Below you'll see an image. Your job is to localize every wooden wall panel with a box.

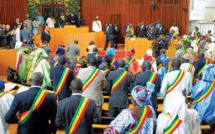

[0,0,27,26]
[81,0,189,36]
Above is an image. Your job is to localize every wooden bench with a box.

[8,123,211,133]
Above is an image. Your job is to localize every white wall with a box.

[189,0,215,31]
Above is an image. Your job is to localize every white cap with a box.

[146,49,153,57]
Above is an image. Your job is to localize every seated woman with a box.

[156,90,201,134]
[104,85,156,134]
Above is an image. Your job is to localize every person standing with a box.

[51,56,74,101]
[86,41,97,54]
[169,23,179,34]
[180,54,195,85]
[92,16,102,32]
[55,79,100,133]
[32,17,40,35]
[77,57,106,116]
[58,12,66,28]
[46,15,56,28]
[13,18,22,28]
[67,40,80,63]
[24,14,32,33]
[37,12,45,26]
[126,48,140,79]
[160,59,192,112]
[0,80,16,134]
[135,61,161,111]
[76,14,83,27]
[67,13,77,25]
[104,23,115,50]
[41,26,51,44]
[114,23,120,49]
[20,23,31,41]
[15,24,21,43]
[156,90,201,134]
[107,59,132,117]
[5,72,57,134]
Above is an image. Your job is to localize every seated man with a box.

[192,64,215,125]
[104,86,156,134]
[156,90,201,134]
[55,79,100,133]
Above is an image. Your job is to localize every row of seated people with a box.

[1,41,215,133]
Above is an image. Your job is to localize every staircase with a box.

[98,46,126,60]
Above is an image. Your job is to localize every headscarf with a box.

[202,64,215,82]
[127,47,135,57]
[56,46,65,56]
[106,48,116,57]
[131,86,154,107]
[160,54,170,64]
[0,80,5,89]
[144,49,153,61]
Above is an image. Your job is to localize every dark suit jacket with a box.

[105,25,115,40]
[41,30,51,43]
[0,29,8,46]
[134,70,161,111]
[138,25,146,38]
[5,87,57,134]
[50,65,74,101]
[55,95,100,134]
[158,26,165,35]
[107,68,133,108]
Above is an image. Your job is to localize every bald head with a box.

[142,60,152,70]
[31,72,43,86]
[171,58,181,70]
[118,59,126,68]
[70,79,83,93]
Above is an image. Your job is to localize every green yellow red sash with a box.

[82,68,100,92]
[56,68,71,101]
[60,16,65,22]
[127,58,134,65]
[125,106,150,134]
[148,72,157,83]
[95,54,98,58]
[157,64,163,70]
[197,59,209,76]
[166,71,185,94]
[188,64,193,72]
[29,58,43,70]
[53,61,58,68]
[111,70,129,93]
[0,92,5,98]
[19,89,48,125]
[167,65,172,73]
[164,115,182,134]
[194,80,215,103]
[67,97,91,134]
[104,59,115,74]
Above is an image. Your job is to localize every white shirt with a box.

[46,17,55,28]
[0,93,14,134]
[15,28,21,42]
[92,20,102,32]
[180,63,195,86]
[160,70,192,97]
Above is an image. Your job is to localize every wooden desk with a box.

[125,38,153,59]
